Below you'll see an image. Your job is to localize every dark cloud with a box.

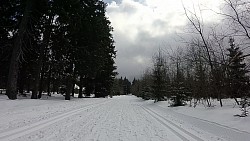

[105,0,224,80]
[114,27,187,80]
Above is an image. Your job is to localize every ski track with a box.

[67,97,180,141]
[152,105,250,141]
[0,98,108,132]
[140,105,205,141]
[159,105,250,134]
[0,99,110,141]
[9,96,182,141]
[1,95,250,141]
[39,100,115,141]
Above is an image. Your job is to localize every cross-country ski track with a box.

[0,95,250,141]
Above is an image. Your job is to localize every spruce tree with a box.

[227,37,249,101]
[141,70,153,100]
[170,64,188,106]
[152,50,167,102]
[5,0,36,99]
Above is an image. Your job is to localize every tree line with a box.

[0,0,116,100]
[111,77,131,96]
[131,0,250,109]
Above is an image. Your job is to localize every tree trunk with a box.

[31,15,52,99]
[78,76,83,98]
[6,0,34,100]
[18,65,26,96]
[71,70,76,97]
[71,83,75,97]
[234,98,240,105]
[217,89,223,107]
[194,99,198,108]
[65,75,72,100]
[27,76,31,93]
[19,83,24,95]
[85,78,91,97]
[219,98,223,107]
[218,91,223,107]
[47,66,52,96]
[51,73,56,94]
[38,66,45,99]
[206,98,211,107]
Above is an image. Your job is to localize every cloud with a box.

[104,0,224,80]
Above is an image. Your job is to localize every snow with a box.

[156,99,250,132]
[0,94,250,141]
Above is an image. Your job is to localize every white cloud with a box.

[105,0,224,80]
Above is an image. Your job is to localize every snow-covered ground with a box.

[0,94,250,141]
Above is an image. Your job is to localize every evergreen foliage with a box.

[131,78,142,97]
[227,37,249,99]
[133,37,249,111]
[1,0,116,100]
[152,50,167,102]
[170,68,187,106]
[141,71,153,100]
[111,77,131,96]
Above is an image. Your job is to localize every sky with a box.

[103,0,224,80]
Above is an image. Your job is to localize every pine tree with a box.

[131,78,141,96]
[31,0,54,99]
[2,0,116,100]
[141,70,153,100]
[0,0,15,90]
[5,0,36,99]
[152,49,167,102]
[193,60,208,103]
[227,37,249,102]
[170,64,188,106]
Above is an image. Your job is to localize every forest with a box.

[130,0,250,115]
[0,0,116,100]
[1,0,250,114]
[0,0,250,140]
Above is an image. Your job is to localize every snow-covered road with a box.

[0,95,250,141]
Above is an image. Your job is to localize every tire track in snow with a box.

[140,105,204,141]
[0,99,110,141]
